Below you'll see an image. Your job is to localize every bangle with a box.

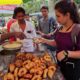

[62,50,68,62]
[64,50,68,56]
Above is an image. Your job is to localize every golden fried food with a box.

[30,68,37,74]
[43,69,48,79]
[3,52,56,80]
[24,62,35,70]
[36,69,43,75]
[23,60,31,66]
[16,53,26,61]
[18,67,27,77]
[31,75,42,80]
[15,60,23,67]
[3,73,14,80]
[32,56,39,62]
[15,77,18,80]
[9,64,15,73]
[48,66,56,79]
[19,78,27,80]
[46,61,56,67]
[43,54,52,62]
[23,74,32,79]
[34,59,41,64]
[14,68,19,77]
[40,58,45,63]
[48,69,54,79]
[30,67,43,75]
[40,63,46,70]
[16,53,25,57]
[48,66,56,71]
[26,53,34,60]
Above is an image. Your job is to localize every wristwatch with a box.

[62,50,68,62]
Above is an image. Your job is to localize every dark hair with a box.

[40,6,48,11]
[12,13,16,19]
[14,7,25,17]
[55,1,80,24]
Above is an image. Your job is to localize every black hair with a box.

[40,6,48,11]
[55,0,80,24]
[12,13,16,19]
[14,7,25,17]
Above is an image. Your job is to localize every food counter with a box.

[0,49,65,80]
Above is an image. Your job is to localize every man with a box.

[7,14,16,32]
[25,14,30,21]
[0,32,25,42]
[38,6,58,34]
[38,6,58,51]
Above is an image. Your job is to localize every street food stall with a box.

[0,38,65,80]
[0,1,65,79]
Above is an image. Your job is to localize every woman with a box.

[38,1,80,80]
[10,7,36,52]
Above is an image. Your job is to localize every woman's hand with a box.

[33,37,47,44]
[57,50,66,61]
[33,37,56,47]
[36,31,45,36]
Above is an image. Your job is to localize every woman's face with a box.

[55,10,69,25]
[16,12,25,22]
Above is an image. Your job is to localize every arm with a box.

[36,29,57,39]
[0,32,25,42]
[57,32,80,61]
[68,51,80,59]
[39,38,56,47]
[1,32,14,41]
[37,27,57,39]
[68,33,80,59]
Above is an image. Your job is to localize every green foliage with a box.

[23,0,48,14]
[75,0,80,4]
[23,0,31,3]
[23,0,41,13]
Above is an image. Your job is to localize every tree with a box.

[75,0,80,4]
[23,0,31,3]
[22,0,48,14]
[23,0,41,13]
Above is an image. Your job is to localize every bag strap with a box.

[49,18,52,33]
[49,17,56,33]
[71,24,80,50]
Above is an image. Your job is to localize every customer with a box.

[37,1,80,80]
[10,7,36,52]
[38,6,57,34]
[37,6,58,51]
